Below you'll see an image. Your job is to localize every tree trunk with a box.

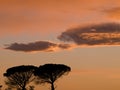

[22,88,26,90]
[51,82,55,90]
[22,87,26,90]
[22,84,26,90]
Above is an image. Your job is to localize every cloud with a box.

[5,41,72,52]
[4,23,120,52]
[58,23,120,46]
[58,44,72,49]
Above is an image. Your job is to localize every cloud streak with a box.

[1,0,119,37]
[58,23,120,46]
[101,7,120,20]
[5,41,72,52]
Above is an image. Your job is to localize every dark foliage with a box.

[3,65,38,90]
[34,64,71,90]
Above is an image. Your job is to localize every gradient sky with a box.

[1,0,120,90]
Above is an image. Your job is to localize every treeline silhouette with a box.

[2,64,71,90]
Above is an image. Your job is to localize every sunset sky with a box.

[1,0,120,90]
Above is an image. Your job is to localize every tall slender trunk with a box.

[51,82,55,90]
[22,87,26,90]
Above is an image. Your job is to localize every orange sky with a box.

[1,0,120,90]
[0,0,120,37]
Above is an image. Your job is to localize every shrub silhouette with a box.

[34,64,71,90]
[3,65,37,90]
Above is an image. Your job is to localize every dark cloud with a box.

[5,23,120,52]
[58,44,72,49]
[58,23,120,46]
[5,41,72,52]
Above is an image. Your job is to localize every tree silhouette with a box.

[34,64,71,90]
[3,65,37,90]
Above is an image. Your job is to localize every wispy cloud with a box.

[102,7,120,19]
[5,41,72,52]
[58,23,120,46]
[1,0,118,37]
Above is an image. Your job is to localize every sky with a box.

[0,0,120,90]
